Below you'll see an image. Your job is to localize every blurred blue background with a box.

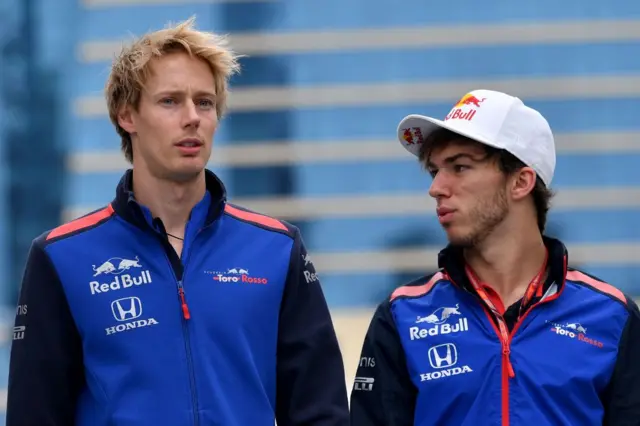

[1,0,639,419]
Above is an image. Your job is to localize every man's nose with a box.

[182,101,201,128]
[428,172,451,199]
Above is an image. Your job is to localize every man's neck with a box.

[463,226,547,308]
[132,168,207,235]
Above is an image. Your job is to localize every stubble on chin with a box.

[445,189,509,249]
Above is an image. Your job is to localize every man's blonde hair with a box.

[105,16,241,163]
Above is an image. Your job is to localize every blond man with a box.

[7,18,349,426]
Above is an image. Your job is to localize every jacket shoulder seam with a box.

[390,272,448,303]
[566,269,627,307]
[223,203,294,238]
[44,205,115,245]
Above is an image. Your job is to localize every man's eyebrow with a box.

[444,153,480,163]
[194,90,217,98]
[426,153,480,169]
[154,89,217,98]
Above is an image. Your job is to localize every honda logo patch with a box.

[111,296,142,322]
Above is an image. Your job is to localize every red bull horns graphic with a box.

[90,256,152,295]
[445,93,486,122]
[454,94,486,108]
[402,127,424,145]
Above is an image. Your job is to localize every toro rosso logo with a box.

[206,267,269,285]
[547,320,603,349]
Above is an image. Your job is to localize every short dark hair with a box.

[419,128,554,233]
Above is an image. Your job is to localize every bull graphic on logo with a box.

[93,256,142,277]
[416,304,461,325]
[565,323,587,334]
[227,268,249,275]
[92,261,116,276]
[402,127,424,145]
[454,94,486,108]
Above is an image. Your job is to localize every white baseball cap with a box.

[397,89,556,187]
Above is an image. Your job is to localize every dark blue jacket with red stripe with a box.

[6,169,350,426]
[350,237,640,426]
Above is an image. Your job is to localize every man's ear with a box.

[510,167,537,201]
[117,105,136,134]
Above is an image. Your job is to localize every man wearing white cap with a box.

[349,90,640,425]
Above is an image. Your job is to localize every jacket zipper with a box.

[447,275,529,426]
[447,254,562,426]
[446,273,516,426]
[177,279,198,426]
[481,298,557,426]
[478,306,514,426]
[162,237,199,426]
[462,254,549,426]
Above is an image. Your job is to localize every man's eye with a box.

[454,165,469,173]
[198,99,215,108]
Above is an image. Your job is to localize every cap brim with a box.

[397,114,502,157]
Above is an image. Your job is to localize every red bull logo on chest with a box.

[410,305,469,340]
[90,256,152,295]
[409,318,469,340]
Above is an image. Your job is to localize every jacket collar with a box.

[437,235,568,308]
[111,168,227,231]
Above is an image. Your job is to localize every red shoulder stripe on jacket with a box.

[390,272,446,302]
[46,205,115,241]
[224,204,287,232]
[566,270,626,305]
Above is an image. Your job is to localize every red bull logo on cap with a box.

[444,93,486,122]
[402,127,424,145]
[454,94,486,108]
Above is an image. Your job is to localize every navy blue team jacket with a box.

[350,237,640,426]
[6,169,350,426]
